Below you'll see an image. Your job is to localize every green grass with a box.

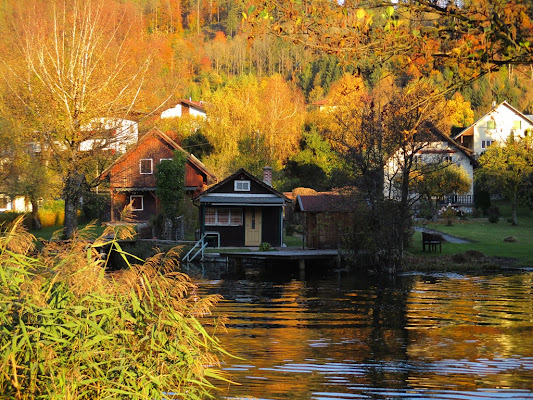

[410,202,533,266]
[30,222,106,241]
[283,235,304,248]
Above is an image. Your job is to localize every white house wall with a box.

[472,104,533,154]
[80,118,138,154]
[0,195,30,213]
[384,141,474,199]
[161,104,206,119]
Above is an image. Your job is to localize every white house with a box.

[80,118,139,154]
[454,100,533,155]
[0,194,30,213]
[385,121,477,207]
[160,99,206,119]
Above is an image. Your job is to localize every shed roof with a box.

[296,192,360,213]
[199,194,284,206]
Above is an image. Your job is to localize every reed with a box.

[0,215,231,399]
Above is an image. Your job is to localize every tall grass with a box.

[0,216,231,399]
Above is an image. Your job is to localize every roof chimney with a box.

[262,166,272,186]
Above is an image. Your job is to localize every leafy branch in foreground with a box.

[0,217,232,399]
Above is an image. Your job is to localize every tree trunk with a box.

[62,172,84,239]
[30,197,42,231]
[511,194,518,226]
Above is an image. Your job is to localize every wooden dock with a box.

[216,249,343,278]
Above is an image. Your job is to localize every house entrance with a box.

[245,208,262,246]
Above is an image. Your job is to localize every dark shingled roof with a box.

[296,193,360,213]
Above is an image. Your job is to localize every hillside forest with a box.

[1,0,533,218]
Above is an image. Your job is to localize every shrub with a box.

[487,206,500,223]
[0,211,25,226]
[0,217,231,399]
[38,209,57,227]
[259,242,272,251]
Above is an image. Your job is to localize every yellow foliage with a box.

[39,210,57,228]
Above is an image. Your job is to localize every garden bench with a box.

[422,232,443,252]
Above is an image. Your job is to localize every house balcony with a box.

[438,194,474,206]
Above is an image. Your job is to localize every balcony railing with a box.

[438,194,474,205]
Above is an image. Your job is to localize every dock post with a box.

[299,259,305,280]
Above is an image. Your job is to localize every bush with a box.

[81,192,110,221]
[0,217,231,399]
[38,209,57,228]
[259,242,272,251]
[487,206,500,223]
[0,211,25,226]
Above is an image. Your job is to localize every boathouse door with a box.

[245,208,262,246]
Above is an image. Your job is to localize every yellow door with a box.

[245,208,262,246]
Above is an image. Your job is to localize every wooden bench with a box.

[422,232,443,252]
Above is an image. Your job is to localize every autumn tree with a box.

[318,76,450,270]
[412,162,471,219]
[476,135,533,225]
[1,0,150,238]
[203,75,304,177]
[245,0,533,99]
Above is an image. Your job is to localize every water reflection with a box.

[190,265,533,400]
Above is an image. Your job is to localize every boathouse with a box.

[195,168,289,247]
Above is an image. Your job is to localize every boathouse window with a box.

[130,195,144,211]
[205,208,216,225]
[230,208,243,225]
[513,120,522,130]
[205,207,243,226]
[234,180,250,191]
[140,159,153,174]
[486,120,496,130]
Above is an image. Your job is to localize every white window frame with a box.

[205,207,243,226]
[160,158,172,163]
[130,195,144,211]
[481,140,494,149]
[444,156,453,163]
[234,180,251,191]
[140,158,153,174]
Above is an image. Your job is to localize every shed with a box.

[296,191,360,249]
[195,168,289,247]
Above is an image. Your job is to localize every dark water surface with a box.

[191,265,533,400]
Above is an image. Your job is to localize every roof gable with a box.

[99,127,216,181]
[195,168,288,201]
[454,100,533,140]
[417,121,476,164]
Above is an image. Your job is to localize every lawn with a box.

[409,202,533,266]
[30,223,106,241]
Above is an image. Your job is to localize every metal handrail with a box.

[183,233,207,263]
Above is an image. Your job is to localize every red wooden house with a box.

[100,128,216,222]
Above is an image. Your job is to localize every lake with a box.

[191,263,533,400]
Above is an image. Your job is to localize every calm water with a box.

[191,264,533,400]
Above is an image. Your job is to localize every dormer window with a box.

[234,180,250,191]
[140,159,153,174]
